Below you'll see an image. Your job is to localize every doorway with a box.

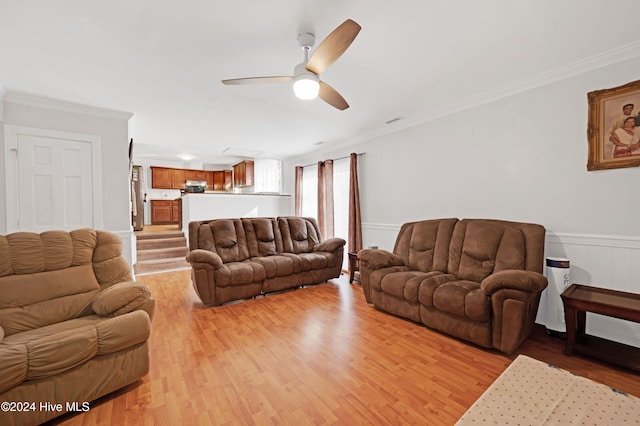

[4,125,103,233]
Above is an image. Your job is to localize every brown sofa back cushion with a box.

[448,219,545,282]
[0,229,133,337]
[393,218,458,273]
[194,219,250,263]
[279,217,322,254]
[243,218,283,257]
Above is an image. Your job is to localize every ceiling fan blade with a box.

[319,81,349,110]
[222,76,293,85]
[306,19,361,75]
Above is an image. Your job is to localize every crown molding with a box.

[3,91,133,121]
[344,40,640,148]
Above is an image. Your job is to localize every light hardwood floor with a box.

[49,270,640,425]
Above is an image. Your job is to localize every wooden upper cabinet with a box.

[152,166,234,190]
[151,167,172,189]
[171,169,185,189]
[224,170,233,191]
[184,169,207,182]
[233,160,254,187]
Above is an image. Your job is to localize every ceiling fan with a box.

[222,19,361,110]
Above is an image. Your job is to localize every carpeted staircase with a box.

[134,230,190,275]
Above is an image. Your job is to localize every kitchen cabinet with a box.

[150,199,180,224]
[233,160,254,187]
[152,166,232,190]
[184,169,207,182]
[151,166,185,190]
[206,170,233,191]
[171,169,185,189]
[151,167,172,189]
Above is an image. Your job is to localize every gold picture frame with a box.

[587,79,640,171]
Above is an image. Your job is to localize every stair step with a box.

[134,257,191,275]
[137,246,188,261]
[137,236,187,250]
[135,231,184,240]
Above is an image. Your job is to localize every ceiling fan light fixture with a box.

[293,73,320,100]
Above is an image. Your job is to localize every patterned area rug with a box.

[456,355,640,425]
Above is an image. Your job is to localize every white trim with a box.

[304,40,640,156]
[3,91,133,121]
[4,125,103,232]
[362,222,401,232]
[546,232,640,250]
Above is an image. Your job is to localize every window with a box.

[300,158,350,268]
[253,159,282,193]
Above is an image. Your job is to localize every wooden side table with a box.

[561,283,640,372]
[348,252,360,284]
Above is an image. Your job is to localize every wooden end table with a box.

[561,283,640,372]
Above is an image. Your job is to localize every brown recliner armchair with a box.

[0,229,154,425]
[358,218,547,354]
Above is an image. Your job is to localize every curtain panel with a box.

[294,166,303,216]
[317,160,334,238]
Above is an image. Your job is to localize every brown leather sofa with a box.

[0,229,155,426]
[358,218,547,354]
[187,217,345,306]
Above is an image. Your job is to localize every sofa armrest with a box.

[313,237,346,253]
[357,249,406,270]
[481,270,548,295]
[92,281,151,317]
[186,249,224,269]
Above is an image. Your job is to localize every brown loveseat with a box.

[358,218,547,354]
[0,229,154,426]
[186,217,345,306]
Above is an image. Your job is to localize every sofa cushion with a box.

[251,255,295,278]
[379,271,443,302]
[0,310,150,394]
[449,220,526,282]
[214,261,266,286]
[0,264,100,337]
[393,219,457,274]
[279,217,321,254]
[211,220,250,263]
[297,252,329,270]
[0,229,97,277]
[243,218,282,257]
[92,282,151,317]
[432,280,491,322]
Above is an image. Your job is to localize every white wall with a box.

[1,92,135,265]
[284,55,640,347]
[0,89,5,233]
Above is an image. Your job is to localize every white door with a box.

[4,126,103,233]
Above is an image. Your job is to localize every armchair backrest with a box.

[242,218,283,257]
[447,219,546,282]
[278,217,322,254]
[0,229,132,337]
[393,218,458,273]
[189,219,250,263]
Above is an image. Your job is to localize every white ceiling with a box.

[1,0,640,165]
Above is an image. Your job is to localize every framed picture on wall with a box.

[587,79,640,171]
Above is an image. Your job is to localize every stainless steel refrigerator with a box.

[131,165,145,231]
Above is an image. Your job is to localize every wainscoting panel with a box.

[362,223,640,348]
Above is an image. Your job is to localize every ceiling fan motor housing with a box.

[293,62,320,99]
